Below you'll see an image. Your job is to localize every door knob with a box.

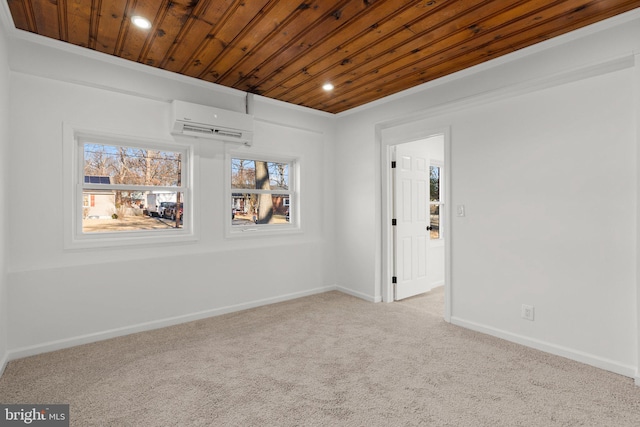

[426,226,433,231]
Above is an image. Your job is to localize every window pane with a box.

[267,161,289,190]
[83,190,184,233]
[83,143,182,187]
[231,159,256,189]
[430,165,440,202]
[430,204,440,239]
[231,158,289,190]
[232,193,291,226]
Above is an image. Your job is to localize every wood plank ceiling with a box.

[7,0,640,114]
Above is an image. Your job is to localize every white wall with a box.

[449,67,637,374]
[5,37,337,357]
[0,15,10,372]
[632,50,640,386]
[635,50,640,385]
[335,13,640,377]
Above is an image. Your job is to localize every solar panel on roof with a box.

[84,176,111,184]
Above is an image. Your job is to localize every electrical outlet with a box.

[521,304,535,321]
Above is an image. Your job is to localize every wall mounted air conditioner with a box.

[171,100,254,146]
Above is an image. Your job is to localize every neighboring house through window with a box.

[229,155,298,234]
[83,176,115,219]
[64,125,194,248]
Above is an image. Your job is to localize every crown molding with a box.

[338,8,640,117]
[254,94,334,119]
[2,4,639,117]
[10,28,246,99]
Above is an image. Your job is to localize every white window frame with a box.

[63,123,197,249]
[225,150,300,238]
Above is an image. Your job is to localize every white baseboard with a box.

[6,286,337,362]
[335,285,382,303]
[0,351,8,378]
[450,316,637,380]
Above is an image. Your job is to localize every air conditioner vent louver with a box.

[171,100,253,146]
[214,130,243,139]
[182,125,214,135]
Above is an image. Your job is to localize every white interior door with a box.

[393,145,430,300]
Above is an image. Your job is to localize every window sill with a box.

[65,229,197,250]
[225,224,302,239]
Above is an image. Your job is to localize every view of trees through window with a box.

[429,165,441,240]
[82,142,185,233]
[231,158,291,226]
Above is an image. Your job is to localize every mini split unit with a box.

[170,100,254,146]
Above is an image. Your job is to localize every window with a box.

[229,156,297,233]
[430,163,444,240]
[64,125,194,248]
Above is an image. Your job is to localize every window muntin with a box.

[80,141,187,234]
[229,157,296,231]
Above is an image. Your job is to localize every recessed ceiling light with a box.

[131,16,152,30]
[322,83,334,91]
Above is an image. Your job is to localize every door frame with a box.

[380,125,452,322]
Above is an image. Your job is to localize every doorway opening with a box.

[381,128,451,321]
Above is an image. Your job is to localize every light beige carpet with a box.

[1,289,640,426]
